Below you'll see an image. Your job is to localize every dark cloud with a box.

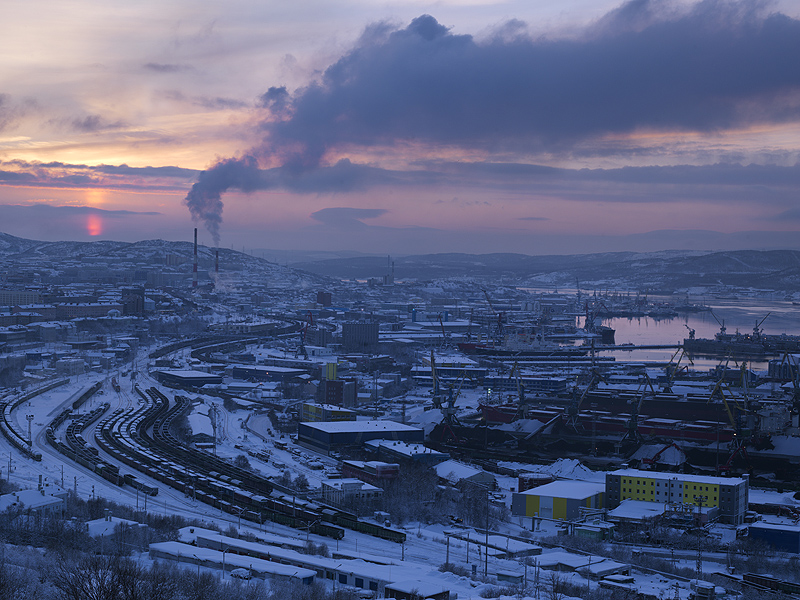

[185,1,800,240]
[310,207,388,227]
[65,114,126,132]
[0,93,28,131]
[158,90,248,110]
[0,204,160,217]
[144,63,192,73]
[0,160,199,190]
[268,2,800,161]
[770,207,800,221]
[258,86,290,116]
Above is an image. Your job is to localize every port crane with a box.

[438,313,452,350]
[710,311,726,336]
[642,441,685,468]
[482,289,505,343]
[564,369,605,433]
[506,361,529,421]
[429,351,463,443]
[751,312,771,341]
[708,361,756,473]
[621,372,657,445]
[295,311,313,360]
[662,347,692,393]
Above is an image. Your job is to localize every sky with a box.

[1,0,800,256]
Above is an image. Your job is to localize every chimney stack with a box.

[193,228,198,289]
[215,250,219,274]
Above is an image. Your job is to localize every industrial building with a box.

[297,420,424,454]
[434,459,496,488]
[748,522,800,553]
[365,439,450,465]
[321,478,383,509]
[342,321,379,352]
[300,402,356,422]
[229,364,307,383]
[152,370,223,387]
[511,480,605,521]
[605,469,748,525]
[341,460,399,487]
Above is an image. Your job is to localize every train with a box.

[90,385,404,543]
[0,378,68,461]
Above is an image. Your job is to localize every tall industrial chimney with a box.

[193,228,198,289]
[215,250,219,274]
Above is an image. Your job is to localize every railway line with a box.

[5,374,407,545]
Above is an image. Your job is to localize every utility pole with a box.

[694,494,707,575]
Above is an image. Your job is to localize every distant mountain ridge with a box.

[2,232,799,292]
[292,249,800,292]
[0,232,331,290]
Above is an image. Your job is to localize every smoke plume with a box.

[184,1,800,241]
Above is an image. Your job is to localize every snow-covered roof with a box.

[519,480,605,500]
[87,516,145,538]
[612,469,746,486]
[300,420,421,434]
[434,459,494,485]
[607,500,668,521]
[749,521,800,532]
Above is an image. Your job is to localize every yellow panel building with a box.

[605,469,748,524]
[512,481,605,521]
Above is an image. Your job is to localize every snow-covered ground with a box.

[0,371,780,600]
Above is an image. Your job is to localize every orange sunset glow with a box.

[0,1,798,254]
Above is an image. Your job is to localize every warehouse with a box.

[152,370,223,387]
[148,541,315,584]
[748,522,800,553]
[511,480,605,521]
[298,420,423,454]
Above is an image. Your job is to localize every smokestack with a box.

[215,250,219,274]
[193,228,198,289]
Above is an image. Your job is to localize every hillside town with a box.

[1,234,800,600]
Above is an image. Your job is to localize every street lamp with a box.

[192,554,201,578]
[306,519,321,542]
[222,547,228,580]
[470,481,491,578]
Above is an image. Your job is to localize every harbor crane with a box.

[482,289,506,342]
[752,312,771,341]
[295,311,313,360]
[429,351,463,443]
[621,372,657,445]
[662,348,692,393]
